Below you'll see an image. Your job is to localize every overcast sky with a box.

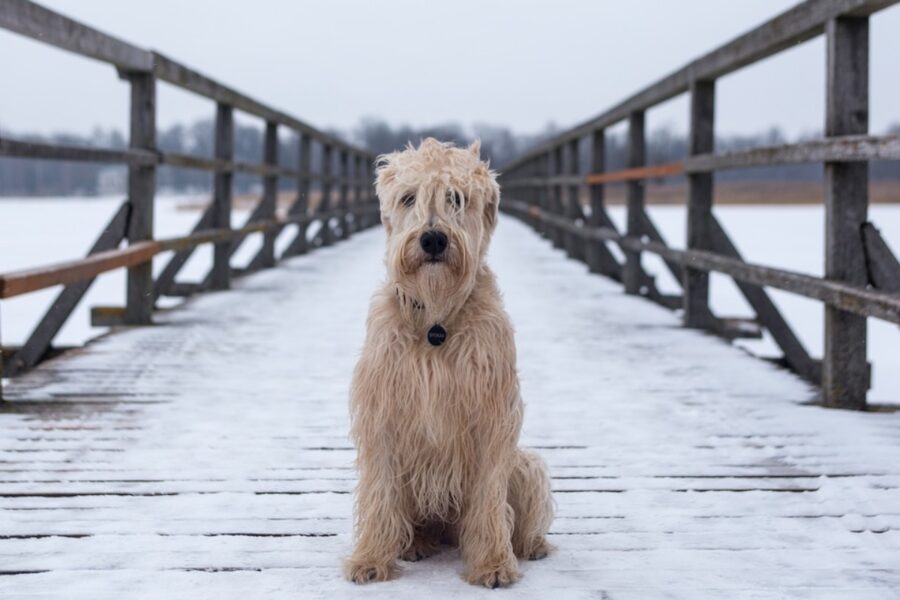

[1,1,899,139]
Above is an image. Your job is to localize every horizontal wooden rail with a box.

[0,136,156,165]
[503,199,900,325]
[0,206,382,300]
[502,0,899,171]
[585,162,683,185]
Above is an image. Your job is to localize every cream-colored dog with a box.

[344,138,554,588]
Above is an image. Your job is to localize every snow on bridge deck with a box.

[1,217,899,599]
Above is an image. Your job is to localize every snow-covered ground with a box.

[1,218,898,599]
[1,196,897,404]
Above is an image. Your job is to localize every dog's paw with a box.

[343,558,397,584]
[400,539,441,562]
[466,562,521,589]
[526,538,554,561]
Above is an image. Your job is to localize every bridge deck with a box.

[1,218,899,599]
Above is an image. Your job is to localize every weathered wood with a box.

[124,72,156,325]
[258,121,279,268]
[585,161,683,185]
[501,0,899,172]
[283,134,313,257]
[0,242,160,299]
[862,222,900,293]
[823,15,870,410]
[0,136,156,164]
[637,209,683,285]
[318,144,335,247]
[4,203,130,377]
[585,128,621,278]
[685,134,900,171]
[152,205,214,300]
[210,103,234,290]
[338,150,351,239]
[709,216,819,383]
[550,146,566,248]
[565,138,585,260]
[0,0,152,71]
[623,111,646,295]
[684,80,716,329]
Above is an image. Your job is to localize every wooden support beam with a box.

[550,146,566,249]
[318,143,335,247]
[258,121,279,268]
[623,111,646,295]
[585,128,621,279]
[862,222,900,293]
[565,138,585,260]
[210,103,234,290]
[823,15,870,409]
[124,71,156,325]
[684,80,716,329]
[152,205,213,300]
[284,134,313,257]
[585,161,683,185]
[338,150,351,239]
[4,203,130,377]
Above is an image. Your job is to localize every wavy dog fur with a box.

[344,138,554,588]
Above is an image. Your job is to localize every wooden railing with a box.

[498,0,900,410]
[0,0,379,394]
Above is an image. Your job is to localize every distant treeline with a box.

[1,119,898,196]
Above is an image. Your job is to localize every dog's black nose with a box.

[420,230,448,257]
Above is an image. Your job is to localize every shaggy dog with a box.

[344,138,554,588]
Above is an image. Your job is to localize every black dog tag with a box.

[427,324,447,346]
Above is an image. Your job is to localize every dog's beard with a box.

[389,232,476,327]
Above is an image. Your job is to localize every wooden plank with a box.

[338,150,351,240]
[4,203,130,377]
[862,222,900,293]
[585,162,683,185]
[709,216,819,383]
[501,0,899,172]
[123,72,156,326]
[0,136,156,164]
[502,199,900,325]
[684,80,716,329]
[623,111,646,295]
[0,242,160,299]
[210,103,234,290]
[685,134,900,171]
[823,15,870,410]
[551,146,566,249]
[0,0,152,71]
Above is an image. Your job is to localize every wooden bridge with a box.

[1,1,899,597]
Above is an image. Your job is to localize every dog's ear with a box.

[375,154,397,235]
[468,139,481,157]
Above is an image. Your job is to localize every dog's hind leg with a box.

[400,521,444,562]
[509,450,555,560]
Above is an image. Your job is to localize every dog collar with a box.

[427,324,447,346]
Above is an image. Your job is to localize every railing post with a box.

[623,111,645,295]
[286,133,312,255]
[338,149,350,239]
[353,154,363,231]
[586,128,609,275]
[124,71,156,324]
[566,138,584,261]
[210,102,234,290]
[552,146,565,249]
[260,120,278,268]
[319,143,335,246]
[823,15,869,410]
[683,80,715,327]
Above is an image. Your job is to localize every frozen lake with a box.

[0,195,898,405]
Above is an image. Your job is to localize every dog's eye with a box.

[401,194,416,208]
[448,191,462,209]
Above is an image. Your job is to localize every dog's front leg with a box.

[459,468,520,588]
[344,458,411,584]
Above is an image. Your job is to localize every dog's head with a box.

[375,138,499,323]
